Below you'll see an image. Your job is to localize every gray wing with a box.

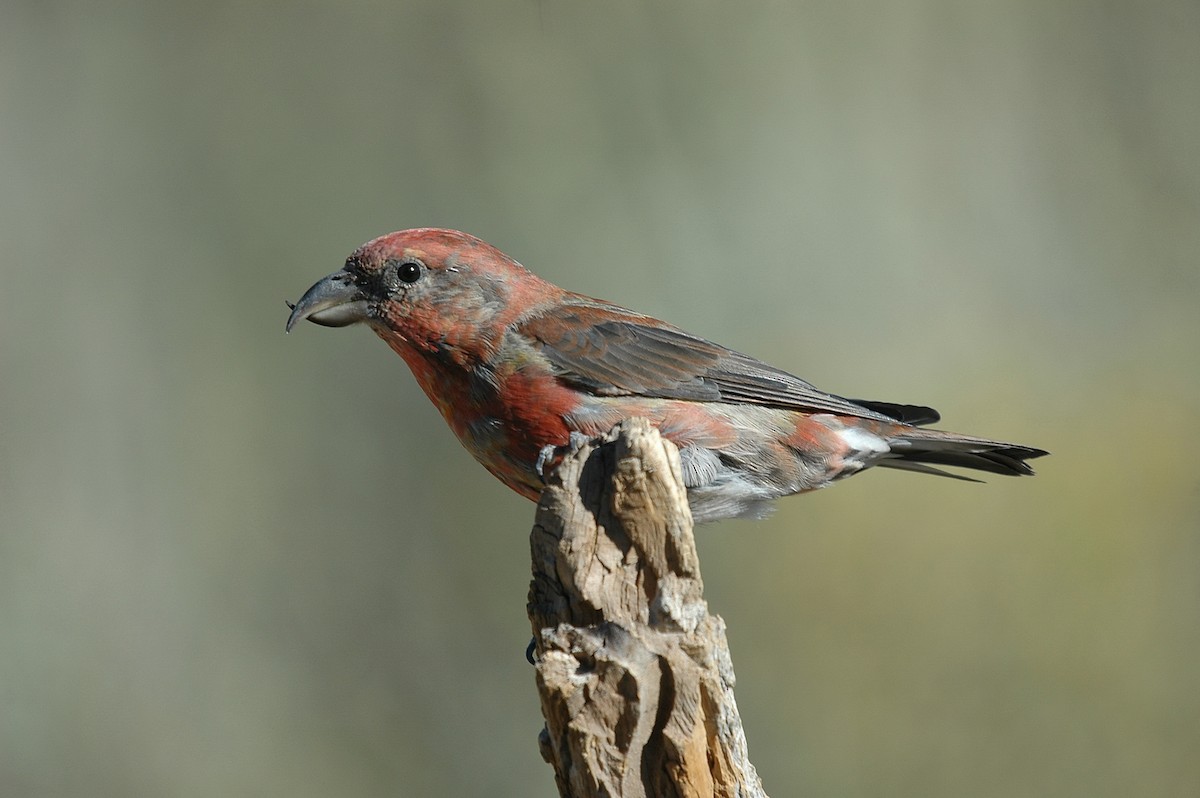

[518,302,929,424]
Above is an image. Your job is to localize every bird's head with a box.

[287,228,556,362]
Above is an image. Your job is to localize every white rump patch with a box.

[837,427,890,455]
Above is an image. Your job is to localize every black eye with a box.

[397,261,422,283]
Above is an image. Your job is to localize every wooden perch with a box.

[527,418,768,798]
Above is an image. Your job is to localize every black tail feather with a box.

[880,432,1048,480]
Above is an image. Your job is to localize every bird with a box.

[287,228,1047,523]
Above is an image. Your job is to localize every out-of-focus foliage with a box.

[2,2,1197,796]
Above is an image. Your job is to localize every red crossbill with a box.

[287,229,1046,522]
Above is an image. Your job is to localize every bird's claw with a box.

[534,445,556,482]
[535,432,593,483]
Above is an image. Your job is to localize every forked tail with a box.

[877,428,1049,482]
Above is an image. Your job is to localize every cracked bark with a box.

[528,418,768,798]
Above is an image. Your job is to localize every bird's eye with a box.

[397,261,422,283]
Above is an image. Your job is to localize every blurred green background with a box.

[3,1,1198,796]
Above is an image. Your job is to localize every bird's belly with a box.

[459,414,554,499]
[455,390,867,516]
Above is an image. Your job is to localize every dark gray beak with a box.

[285,271,370,332]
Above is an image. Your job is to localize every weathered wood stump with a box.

[528,418,768,798]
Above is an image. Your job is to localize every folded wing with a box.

[518,299,928,424]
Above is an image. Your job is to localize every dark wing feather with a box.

[847,400,940,426]
[518,301,905,422]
